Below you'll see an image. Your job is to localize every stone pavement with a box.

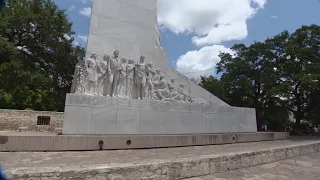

[1,137,319,169]
[185,152,320,180]
[0,137,319,179]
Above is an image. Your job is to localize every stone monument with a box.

[63,0,257,135]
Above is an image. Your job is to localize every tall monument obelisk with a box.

[86,0,166,68]
[86,0,229,106]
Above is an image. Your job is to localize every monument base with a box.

[0,132,289,152]
[63,94,257,135]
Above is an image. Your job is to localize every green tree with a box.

[210,25,320,129]
[0,0,85,111]
[216,42,288,130]
[305,89,320,125]
[0,0,5,14]
[200,76,226,101]
[270,25,320,126]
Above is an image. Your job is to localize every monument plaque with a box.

[66,94,105,107]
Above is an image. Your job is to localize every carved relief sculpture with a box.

[97,54,109,96]
[117,58,127,98]
[126,59,135,98]
[174,83,192,102]
[153,68,161,84]
[108,50,121,97]
[146,62,156,100]
[71,56,85,94]
[135,56,147,99]
[168,78,175,96]
[71,50,193,103]
[153,75,170,100]
[84,53,98,95]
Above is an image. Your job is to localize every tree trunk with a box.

[295,118,301,127]
[294,110,303,129]
[256,108,262,131]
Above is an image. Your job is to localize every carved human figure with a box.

[153,68,161,85]
[172,83,192,102]
[167,78,175,97]
[153,75,170,100]
[96,54,109,96]
[135,55,147,99]
[107,50,121,97]
[71,56,85,94]
[84,53,98,95]
[126,59,135,98]
[117,58,127,97]
[146,62,156,99]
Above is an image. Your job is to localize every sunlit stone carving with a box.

[84,53,98,95]
[71,50,194,103]
[117,58,127,98]
[108,50,121,97]
[71,56,85,95]
[135,56,147,100]
[97,54,109,96]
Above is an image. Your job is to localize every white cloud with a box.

[72,40,80,47]
[270,15,278,19]
[68,5,76,11]
[192,22,248,45]
[252,0,267,8]
[77,35,88,42]
[158,0,267,47]
[79,7,92,17]
[158,0,267,78]
[176,45,234,78]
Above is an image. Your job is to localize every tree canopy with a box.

[201,24,320,130]
[0,0,85,111]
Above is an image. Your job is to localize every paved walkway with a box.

[0,137,319,170]
[0,137,320,179]
[185,152,320,180]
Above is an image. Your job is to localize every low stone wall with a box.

[0,132,289,152]
[5,141,320,179]
[0,109,63,132]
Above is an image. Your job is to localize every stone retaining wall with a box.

[6,141,320,180]
[0,109,63,132]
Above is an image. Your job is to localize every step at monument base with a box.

[0,132,289,152]
[3,137,319,180]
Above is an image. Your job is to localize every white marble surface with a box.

[97,17,137,43]
[63,94,257,135]
[93,0,121,19]
[117,109,140,134]
[90,108,117,134]
[63,106,92,134]
[65,94,105,107]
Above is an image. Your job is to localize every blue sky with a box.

[53,0,320,78]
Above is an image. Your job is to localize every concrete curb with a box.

[6,141,320,180]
